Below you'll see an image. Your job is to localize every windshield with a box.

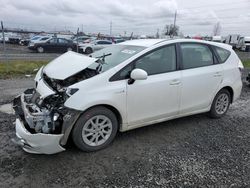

[88,45,146,72]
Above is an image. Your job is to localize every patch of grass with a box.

[243,60,250,68]
[0,60,48,78]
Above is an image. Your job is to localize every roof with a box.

[120,38,233,51]
[120,39,167,47]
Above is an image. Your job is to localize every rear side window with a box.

[214,46,231,63]
[180,43,214,69]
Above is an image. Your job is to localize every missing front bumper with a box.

[13,118,65,154]
[12,91,65,154]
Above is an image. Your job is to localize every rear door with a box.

[179,42,223,114]
[58,38,70,52]
[46,38,58,52]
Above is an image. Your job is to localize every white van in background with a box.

[237,36,250,52]
[212,36,223,43]
[225,34,240,49]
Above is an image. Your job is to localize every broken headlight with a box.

[66,88,79,96]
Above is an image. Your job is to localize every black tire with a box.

[72,106,118,152]
[209,89,231,118]
[85,47,93,54]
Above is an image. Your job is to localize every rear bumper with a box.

[12,92,65,154]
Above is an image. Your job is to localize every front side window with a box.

[134,45,176,75]
[180,43,213,69]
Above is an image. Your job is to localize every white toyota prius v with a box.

[12,39,243,154]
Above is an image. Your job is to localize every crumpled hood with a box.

[43,51,97,80]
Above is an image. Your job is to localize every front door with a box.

[126,44,181,126]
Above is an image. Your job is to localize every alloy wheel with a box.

[82,115,112,146]
[215,93,229,115]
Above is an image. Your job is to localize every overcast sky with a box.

[0,0,250,36]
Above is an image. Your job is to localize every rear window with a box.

[214,46,230,63]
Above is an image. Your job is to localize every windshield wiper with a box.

[95,53,112,72]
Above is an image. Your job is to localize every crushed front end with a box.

[12,53,99,154]
[12,78,83,154]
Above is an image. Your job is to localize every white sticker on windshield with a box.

[121,49,136,54]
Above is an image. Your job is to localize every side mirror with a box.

[128,69,148,84]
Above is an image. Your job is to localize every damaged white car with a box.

[13,39,243,154]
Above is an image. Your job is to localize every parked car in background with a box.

[29,36,51,44]
[19,38,31,46]
[212,36,223,43]
[236,36,250,52]
[8,35,22,44]
[78,40,112,54]
[28,37,76,53]
[73,36,91,43]
[13,39,243,154]
[225,34,240,49]
[114,38,126,44]
[0,36,9,43]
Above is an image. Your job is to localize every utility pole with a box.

[173,11,177,36]
[156,28,160,39]
[110,21,112,36]
[76,27,79,53]
[173,11,177,28]
[1,21,8,73]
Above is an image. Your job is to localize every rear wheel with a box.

[209,89,231,118]
[37,46,44,53]
[72,107,118,152]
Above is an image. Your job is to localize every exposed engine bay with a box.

[12,51,111,154]
[43,68,98,91]
[14,68,98,135]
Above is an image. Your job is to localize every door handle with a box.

[214,72,222,77]
[170,79,181,85]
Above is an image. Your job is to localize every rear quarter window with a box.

[214,46,231,63]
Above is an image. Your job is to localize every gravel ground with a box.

[0,69,249,187]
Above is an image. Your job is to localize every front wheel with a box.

[72,107,118,152]
[209,89,231,118]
